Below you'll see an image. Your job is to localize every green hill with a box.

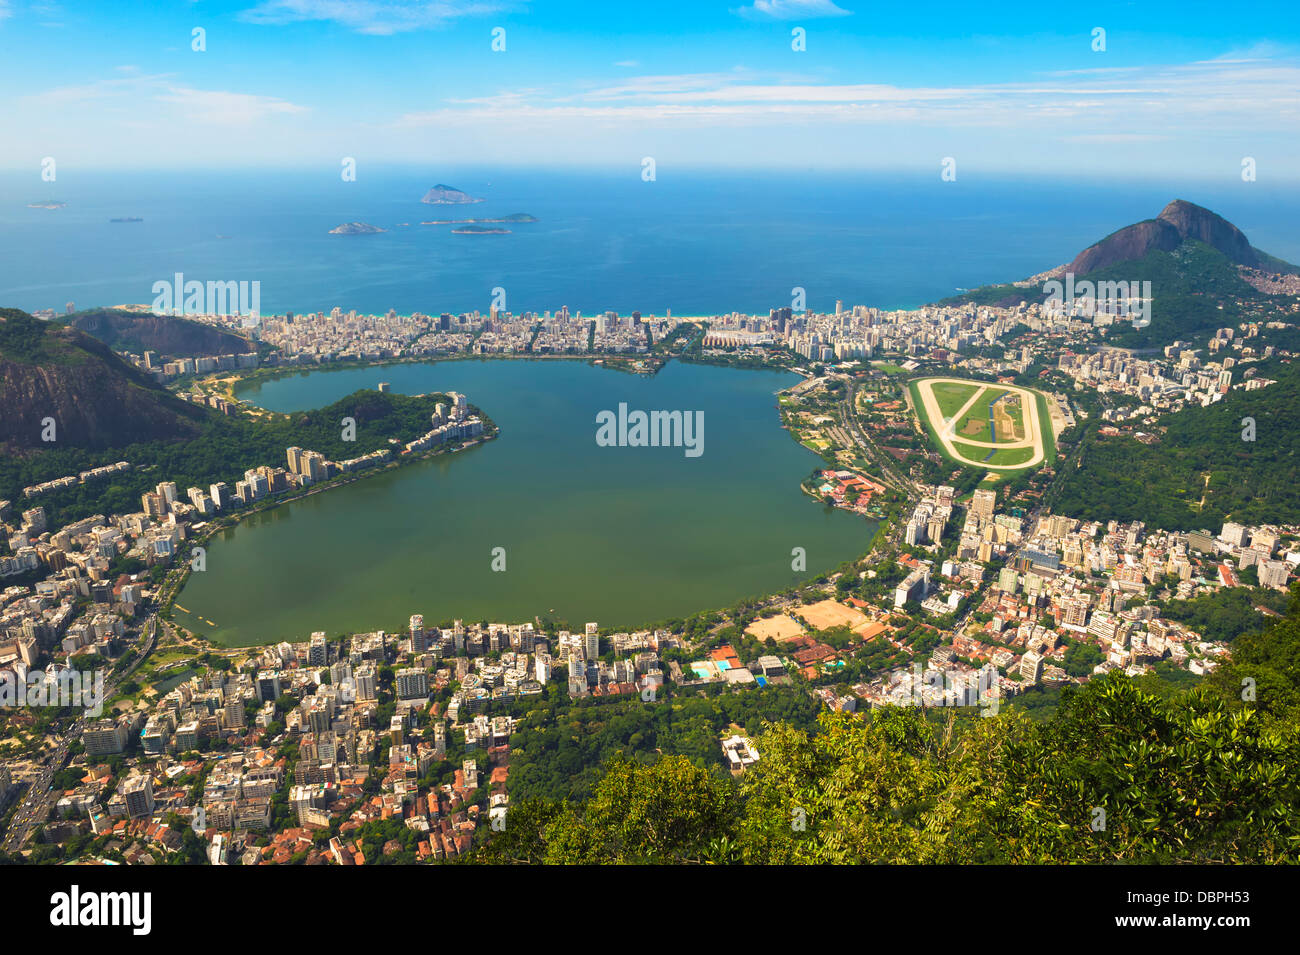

[66,307,257,359]
[0,308,475,522]
[1050,361,1300,530]
[0,385,461,526]
[0,308,209,453]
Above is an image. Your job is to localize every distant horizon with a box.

[7,162,1300,185]
[4,169,1298,318]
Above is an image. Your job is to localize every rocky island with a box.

[420,183,483,205]
[329,222,386,235]
[421,213,538,225]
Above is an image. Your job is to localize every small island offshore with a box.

[421,213,538,225]
[451,225,509,234]
[329,222,386,235]
[28,201,66,210]
[420,183,483,204]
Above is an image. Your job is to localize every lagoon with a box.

[175,359,872,646]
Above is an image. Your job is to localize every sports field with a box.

[909,377,1054,471]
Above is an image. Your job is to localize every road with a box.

[2,613,157,854]
[835,378,917,495]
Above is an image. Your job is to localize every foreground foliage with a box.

[477,587,1300,864]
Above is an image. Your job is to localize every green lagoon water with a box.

[176,359,873,646]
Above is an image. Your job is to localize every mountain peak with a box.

[1068,199,1260,275]
[1154,199,1257,264]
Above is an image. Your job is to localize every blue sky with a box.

[2,0,1298,178]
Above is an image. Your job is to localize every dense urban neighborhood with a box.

[4,246,1297,864]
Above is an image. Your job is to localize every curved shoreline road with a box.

[914,377,1046,470]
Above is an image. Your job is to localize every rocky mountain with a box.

[0,308,208,452]
[1068,200,1266,275]
[68,308,257,360]
[936,199,1298,346]
[420,184,482,204]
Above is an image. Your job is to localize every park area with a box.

[908,377,1054,472]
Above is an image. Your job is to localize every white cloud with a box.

[392,55,1300,133]
[21,72,309,127]
[156,87,310,123]
[239,0,518,35]
[733,0,851,21]
[7,42,1296,177]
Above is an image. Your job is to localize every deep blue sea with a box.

[1,166,1296,317]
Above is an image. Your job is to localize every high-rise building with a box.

[21,506,47,534]
[997,566,1019,594]
[141,492,167,519]
[308,632,328,667]
[256,671,282,702]
[224,699,245,730]
[1062,598,1089,629]
[396,668,429,700]
[970,489,997,523]
[83,719,129,756]
[1219,522,1249,548]
[355,664,377,701]
[302,452,327,484]
[121,775,155,819]
[1259,560,1291,591]
[209,482,229,510]
[1019,651,1043,684]
[1251,530,1278,557]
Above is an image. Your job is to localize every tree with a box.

[541,755,739,864]
[1063,642,1103,677]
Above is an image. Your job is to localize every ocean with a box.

[2,166,1296,318]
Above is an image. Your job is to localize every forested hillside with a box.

[1051,361,1300,530]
